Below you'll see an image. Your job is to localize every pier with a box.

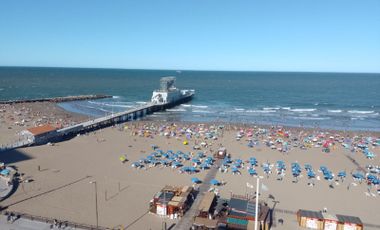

[0,94,112,104]
[10,77,195,147]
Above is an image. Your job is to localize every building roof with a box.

[193,217,218,228]
[199,192,216,213]
[157,191,175,204]
[27,124,57,136]
[229,197,256,218]
[336,214,363,225]
[298,209,324,219]
[322,213,338,222]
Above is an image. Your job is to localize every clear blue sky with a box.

[0,0,379,73]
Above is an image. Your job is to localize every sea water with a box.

[1,67,379,131]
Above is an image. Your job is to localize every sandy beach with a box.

[0,102,88,146]
[0,120,379,229]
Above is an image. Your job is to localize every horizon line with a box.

[0,65,379,75]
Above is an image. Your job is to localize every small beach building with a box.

[22,124,58,144]
[297,209,324,230]
[225,195,270,230]
[214,147,227,159]
[198,192,216,218]
[336,214,363,230]
[322,213,338,230]
[149,185,194,219]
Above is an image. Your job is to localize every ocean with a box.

[1,67,379,131]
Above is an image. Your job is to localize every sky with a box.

[0,0,379,73]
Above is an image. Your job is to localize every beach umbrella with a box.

[307,170,316,178]
[197,152,205,158]
[248,168,257,176]
[119,155,127,163]
[192,158,201,164]
[338,171,346,178]
[210,179,220,186]
[199,163,209,170]
[131,162,141,168]
[191,177,201,184]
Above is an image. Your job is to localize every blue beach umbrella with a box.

[210,179,220,186]
[191,177,201,184]
[248,168,257,176]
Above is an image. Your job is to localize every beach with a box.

[0,102,88,146]
[1,119,379,229]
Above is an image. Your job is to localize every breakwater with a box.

[0,95,112,104]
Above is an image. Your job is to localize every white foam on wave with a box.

[88,101,134,108]
[193,110,213,113]
[181,104,192,107]
[192,105,208,109]
[292,117,330,121]
[246,110,277,113]
[263,107,280,110]
[112,96,121,99]
[234,108,245,111]
[167,108,186,112]
[281,107,291,110]
[290,108,317,112]
[136,101,147,105]
[328,110,342,113]
[348,110,374,114]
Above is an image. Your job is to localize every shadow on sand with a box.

[0,148,33,165]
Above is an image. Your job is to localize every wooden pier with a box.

[0,94,112,104]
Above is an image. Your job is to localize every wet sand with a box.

[0,122,379,229]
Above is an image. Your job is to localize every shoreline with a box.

[1,101,379,147]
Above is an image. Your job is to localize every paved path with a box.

[175,159,222,230]
[0,215,79,230]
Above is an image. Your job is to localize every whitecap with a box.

[181,104,192,107]
[112,96,121,99]
[327,110,342,113]
[290,108,317,112]
[166,109,186,112]
[192,105,208,109]
[193,110,213,113]
[263,107,280,110]
[292,117,330,120]
[281,107,291,110]
[136,101,147,104]
[348,110,374,114]
[246,110,277,113]
[234,108,245,111]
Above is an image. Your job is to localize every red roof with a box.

[27,124,57,136]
